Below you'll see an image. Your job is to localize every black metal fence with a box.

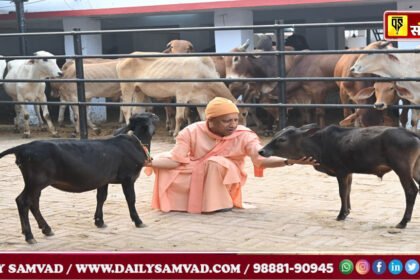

[1,20,419,139]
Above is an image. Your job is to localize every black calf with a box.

[0,112,159,244]
[259,124,420,228]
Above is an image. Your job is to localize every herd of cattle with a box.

[0,38,419,138]
[0,38,420,244]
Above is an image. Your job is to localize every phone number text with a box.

[252,263,334,274]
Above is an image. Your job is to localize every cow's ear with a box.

[28,59,35,64]
[113,125,130,136]
[352,87,374,101]
[148,123,156,136]
[396,86,414,101]
[339,113,357,127]
[162,41,172,53]
[299,123,320,136]
[260,82,277,94]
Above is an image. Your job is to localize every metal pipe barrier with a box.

[1,101,419,109]
[2,77,420,83]
[1,20,419,138]
[1,48,419,61]
[0,21,383,38]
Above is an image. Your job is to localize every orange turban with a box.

[205,97,239,120]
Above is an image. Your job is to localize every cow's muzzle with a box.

[258,148,272,158]
[373,103,386,110]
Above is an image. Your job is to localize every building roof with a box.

[0,0,364,20]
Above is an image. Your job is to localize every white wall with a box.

[214,9,254,52]
[63,17,106,123]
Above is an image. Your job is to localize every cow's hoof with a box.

[93,128,101,135]
[396,222,407,229]
[51,133,60,138]
[22,133,31,139]
[70,132,77,138]
[336,212,349,221]
[26,238,37,245]
[136,223,146,228]
[59,123,65,128]
[387,228,402,234]
[42,228,54,236]
[95,220,106,228]
[40,126,48,132]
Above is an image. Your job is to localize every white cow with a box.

[5,58,46,124]
[351,41,420,131]
[3,51,62,138]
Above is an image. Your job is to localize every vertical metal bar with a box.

[14,0,27,55]
[73,29,89,139]
[366,28,371,45]
[275,23,287,130]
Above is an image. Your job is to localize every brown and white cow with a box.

[161,40,196,133]
[278,52,342,128]
[334,50,375,118]
[225,40,341,130]
[351,41,420,131]
[163,40,194,54]
[116,53,245,136]
[340,81,409,128]
[334,51,404,128]
[224,41,297,132]
[50,59,121,135]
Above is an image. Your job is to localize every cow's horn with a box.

[239,39,250,51]
[379,41,393,49]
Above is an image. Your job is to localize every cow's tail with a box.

[0,146,21,159]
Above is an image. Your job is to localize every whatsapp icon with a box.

[339,259,354,275]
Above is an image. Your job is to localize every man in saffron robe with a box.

[147,97,317,213]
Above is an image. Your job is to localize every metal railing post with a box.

[275,22,287,130]
[13,0,27,55]
[73,29,89,139]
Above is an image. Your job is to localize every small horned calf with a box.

[0,112,159,244]
[259,124,420,229]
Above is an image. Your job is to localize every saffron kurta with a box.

[151,121,265,213]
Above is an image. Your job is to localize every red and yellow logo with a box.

[384,11,420,40]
